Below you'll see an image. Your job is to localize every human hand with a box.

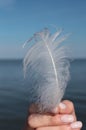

[23,100,82,130]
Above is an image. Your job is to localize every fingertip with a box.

[62,100,74,110]
[59,102,67,109]
[59,100,75,114]
[70,121,83,129]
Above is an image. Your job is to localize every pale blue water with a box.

[0,59,86,130]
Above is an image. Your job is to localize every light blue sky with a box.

[0,0,86,59]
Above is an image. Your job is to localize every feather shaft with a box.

[43,39,58,86]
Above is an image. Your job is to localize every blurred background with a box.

[0,0,86,130]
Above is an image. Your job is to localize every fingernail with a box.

[70,121,83,129]
[52,107,58,113]
[61,115,74,123]
[59,103,66,109]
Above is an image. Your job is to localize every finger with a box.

[59,100,75,114]
[37,125,71,130]
[70,121,83,129]
[36,121,83,130]
[29,100,75,114]
[37,126,81,130]
[59,100,77,121]
[52,100,75,115]
[52,100,74,114]
[52,100,76,120]
[28,114,75,128]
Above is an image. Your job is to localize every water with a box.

[0,59,86,130]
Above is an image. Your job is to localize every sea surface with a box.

[0,59,86,130]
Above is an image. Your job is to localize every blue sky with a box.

[0,0,86,59]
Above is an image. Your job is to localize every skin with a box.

[23,100,82,130]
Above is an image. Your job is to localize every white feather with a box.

[23,28,70,113]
